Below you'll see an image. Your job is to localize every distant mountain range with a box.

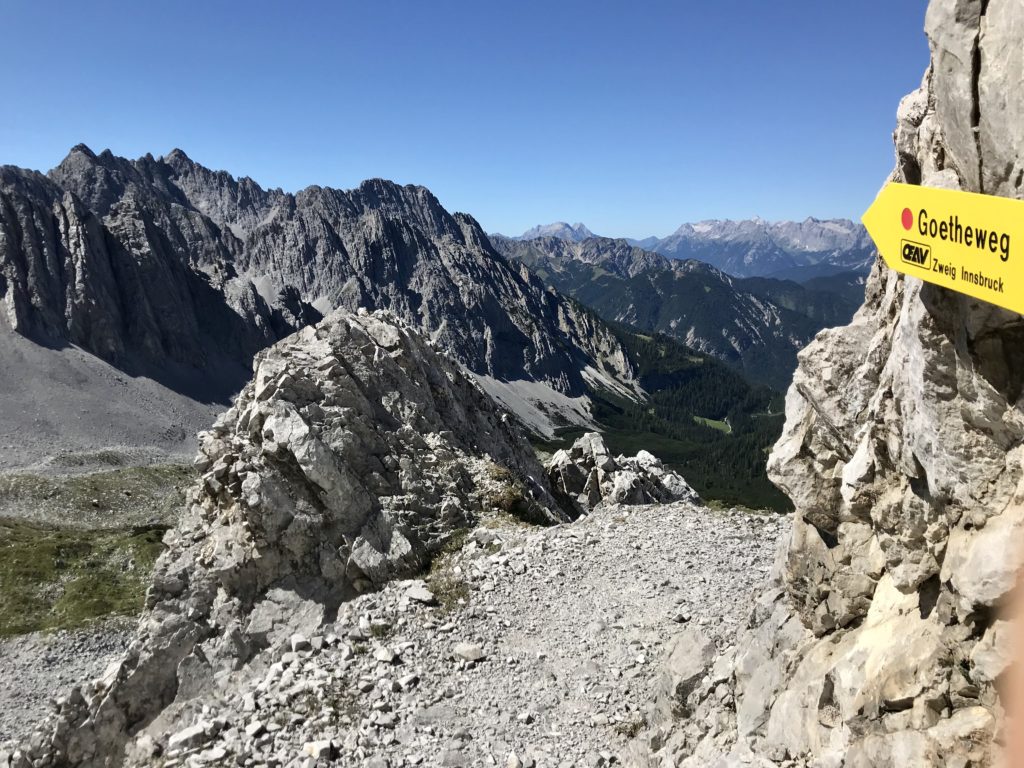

[509,218,875,281]
[492,234,864,390]
[501,222,597,242]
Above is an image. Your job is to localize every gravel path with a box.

[143,501,787,767]
[0,622,133,746]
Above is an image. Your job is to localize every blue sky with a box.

[1,1,929,238]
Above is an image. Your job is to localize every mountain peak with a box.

[518,222,596,242]
[164,147,192,164]
[68,143,97,159]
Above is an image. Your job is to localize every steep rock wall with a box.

[636,2,1023,765]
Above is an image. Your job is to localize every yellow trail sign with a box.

[862,182,1023,314]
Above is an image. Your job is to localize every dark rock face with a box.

[0,159,294,400]
[1,147,635,407]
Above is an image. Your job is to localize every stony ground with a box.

[128,501,786,767]
[0,621,132,744]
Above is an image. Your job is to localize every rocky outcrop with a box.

[13,308,564,767]
[634,2,1024,766]
[546,433,700,514]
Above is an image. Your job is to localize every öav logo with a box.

[901,239,931,267]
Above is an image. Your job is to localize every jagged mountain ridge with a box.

[636,216,875,279]
[492,234,860,389]
[0,147,789,508]
[0,146,639,444]
[505,217,874,279]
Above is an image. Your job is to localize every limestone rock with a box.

[545,433,701,514]
[637,1,1024,765]
[166,723,210,752]
[654,628,715,718]
[406,582,437,605]
[21,308,563,767]
[453,643,485,663]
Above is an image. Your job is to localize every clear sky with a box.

[1,1,930,239]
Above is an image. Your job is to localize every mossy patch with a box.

[0,463,192,528]
[426,528,472,613]
[0,518,167,636]
[484,464,555,526]
[427,569,470,613]
[614,715,646,738]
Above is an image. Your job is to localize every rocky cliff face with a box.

[12,308,564,767]
[0,159,291,398]
[635,2,1023,765]
[1,147,638,438]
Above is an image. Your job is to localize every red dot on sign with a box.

[901,208,913,230]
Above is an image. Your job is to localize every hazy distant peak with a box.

[637,217,872,279]
[518,222,596,242]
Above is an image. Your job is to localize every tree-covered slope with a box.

[541,324,791,512]
[493,234,858,391]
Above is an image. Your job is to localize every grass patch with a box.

[480,510,535,533]
[426,568,470,613]
[693,416,731,434]
[0,464,193,527]
[426,529,472,613]
[0,518,167,636]
[485,483,528,516]
[484,464,555,525]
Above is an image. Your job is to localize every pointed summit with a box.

[163,148,193,166]
[68,143,97,159]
